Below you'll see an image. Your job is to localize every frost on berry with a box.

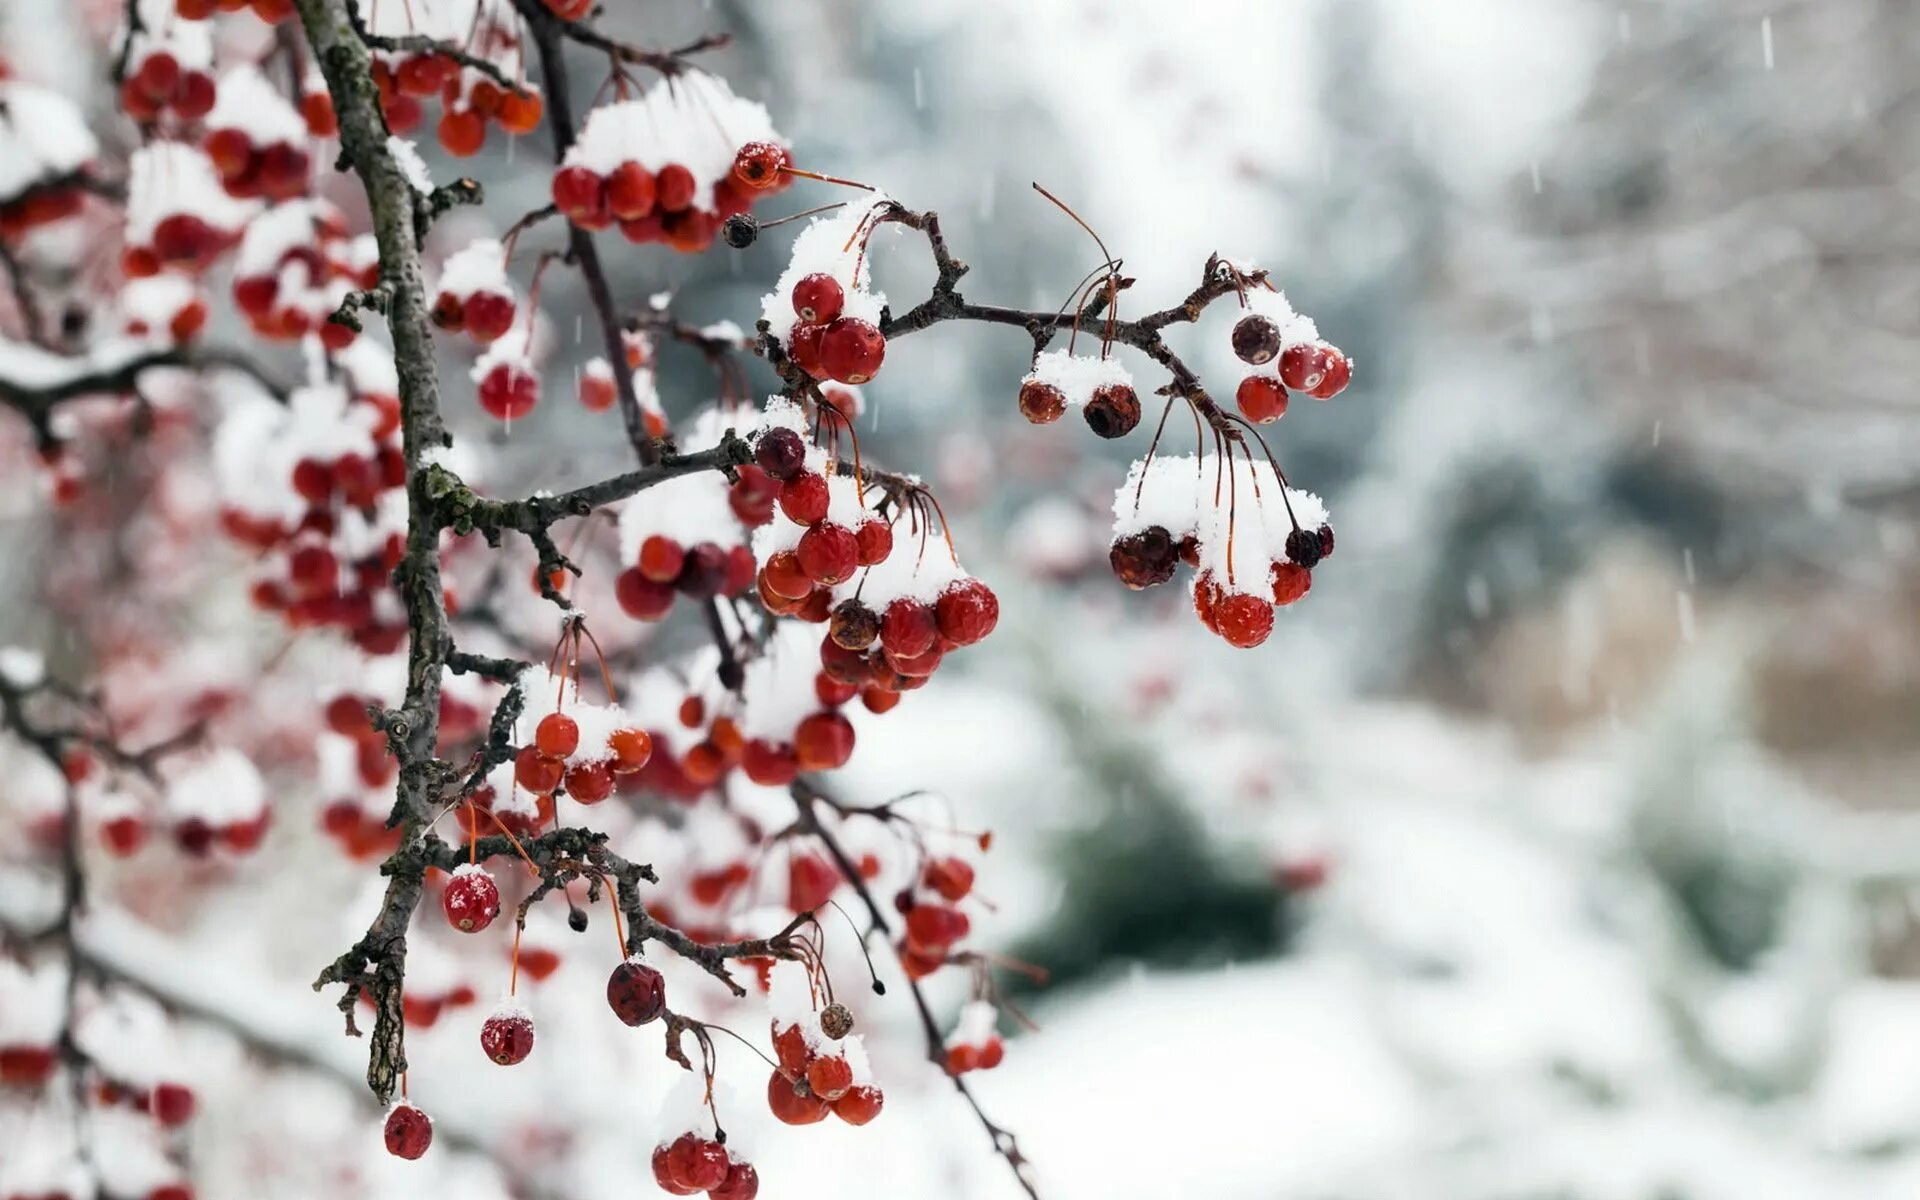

[479,998,535,1065]
[383,1104,432,1159]
[443,863,501,933]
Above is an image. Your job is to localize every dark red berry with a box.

[384,1104,432,1159]
[606,961,666,1026]
[1231,313,1281,365]
[1083,383,1141,439]
[1109,527,1178,590]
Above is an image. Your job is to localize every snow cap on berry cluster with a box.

[126,143,257,243]
[1115,452,1329,596]
[765,961,875,1081]
[831,522,970,609]
[214,383,381,524]
[119,275,200,337]
[0,957,66,1045]
[206,64,307,147]
[75,992,183,1091]
[234,199,346,277]
[617,471,747,557]
[0,83,98,202]
[1023,349,1133,409]
[509,664,634,768]
[436,237,513,301]
[127,0,213,72]
[948,999,1000,1048]
[163,747,265,825]
[1229,285,1323,384]
[758,197,894,346]
[336,336,400,399]
[566,73,778,188]
[487,993,531,1023]
[470,329,535,386]
[89,1108,181,1200]
[736,621,835,742]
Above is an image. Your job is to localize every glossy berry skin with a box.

[795,711,855,770]
[1270,561,1313,606]
[796,523,859,585]
[1278,342,1345,396]
[384,1104,433,1159]
[1235,375,1289,424]
[551,165,605,223]
[608,727,653,774]
[904,904,969,956]
[755,427,806,480]
[818,317,886,384]
[1284,526,1324,568]
[711,1161,760,1200]
[666,1134,731,1192]
[922,856,975,902]
[638,534,686,583]
[766,1069,830,1125]
[476,361,538,421]
[1083,383,1141,438]
[606,961,667,1026]
[936,579,999,646]
[605,161,656,220]
[514,745,564,794]
[788,852,840,912]
[778,471,830,526]
[1310,349,1352,399]
[1214,591,1275,648]
[534,713,579,757]
[881,598,939,658]
[443,868,500,933]
[651,1145,700,1196]
[833,1085,885,1126]
[480,1010,535,1065]
[1231,313,1281,364]
[806,1055,854,1102]
[150,1082,196,1126]
[564,761,614,804]
[733,139,787,189]
[1018,379,1066,424]
[791,273,844,325]
[615,568,675,620]
[462,291,515,343]
[854,518,893,566]
[656,163,697,212]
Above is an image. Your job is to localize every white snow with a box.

[758,198,895,346]
[207,64,307,147]
[0,82,97,201]
[1022,349,1133,408]
[164,747,266,825]
[564,73,780,190]
[436,238,513,300]
[126,142,257,243]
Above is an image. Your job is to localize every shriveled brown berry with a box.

[1109,527,1178,590]
[1083,383,1140,439]
[830,600,880,651]
[820,1002,855,1040]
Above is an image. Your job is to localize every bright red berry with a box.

[833,1084,884,1126]
[1235,375,1289,423]
[818,317,885,384]
[794,711,855,770]
[615,567,676,620]
[796,523,858,585]
[534,713,579,758]
[778,471,830,525]
[564,760,613,804]
[935,579,998,646]
[1213,591,1274,648]
[733,140,787,190]
[1270,561,1312,606]
[881,598,938,658]
[605,161,657,221]
[443,866,500,932]
[766,1069,829,1125]
[805,1055,853,1102]
[791,273,844,325]
[480,1006,535,1065]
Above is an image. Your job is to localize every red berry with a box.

[578,369,617,412]
[384,1104,433,1159]
[796,523,858,585]
[443,867,500,932]
[437,109,486,157]
[606,961,666,1026]
[638,534,685,583]
[881,598,938,658]
[741,739,798,786]
[818,317,885,384]
[1213,591,1274,648]
[101,815,147,857]
[854,518,892,565]
[790,273,844,325]
[480,1008,535,1065]
[615,567,675,620]
[462,291,515,343]
[1235,375,1289,423]
[935,579,998,646]
[1310,347,1351,399]
[551,165,605,223]
[174,71,216,120]
[711,1160,760,1200]
[1018,379,1066,424]
[605,161,657,220]
[534,713,579,757]
[0,1045,56,1086]
[608,727,653,774]
[655,163,697,212]
[833,1084,884,1126]
[1270,562,1312,606]
[805,1055,853,1102]
[732,140,787,190]
[773,1023,812,1075]
[755,427,806,480]
[150,1081,196,1125]
[778,471,830,525]
[904,904,969,955]
[789,852,840,912]
[761,550,814,601]
[787,322,827,378]
[922,855,975,902]
[1278,342,1338,394]
[476,361,538,421]
[134,52,181,101]
[861,685,900,714]
[666,1134,729,1192]
[564,760,613,804]
[652,1144,700,1196]
[794,711,855,770]
[766,1069,829,1125]
[513,745,564,794]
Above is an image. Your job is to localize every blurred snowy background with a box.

[5,0,1920,1198]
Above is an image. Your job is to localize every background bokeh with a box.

[4,1,1919,1198]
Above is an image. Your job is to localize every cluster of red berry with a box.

[615,535,759,623]
[231,201,376,347]
[549,81,787,252]
[370,53,544,157]
[119,277,210,345]
[1230,309,1352,424]
[651,1133,760,1199]
[897,853,977,980]
[122,212,239,279]
[767,1014,884,1130]
[1016,350,1143,439]
[118,49,217,124]
[202,68,314,201]
[943,1000,1005,1076]
[430,240,519,344]
[0,186,84,241]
